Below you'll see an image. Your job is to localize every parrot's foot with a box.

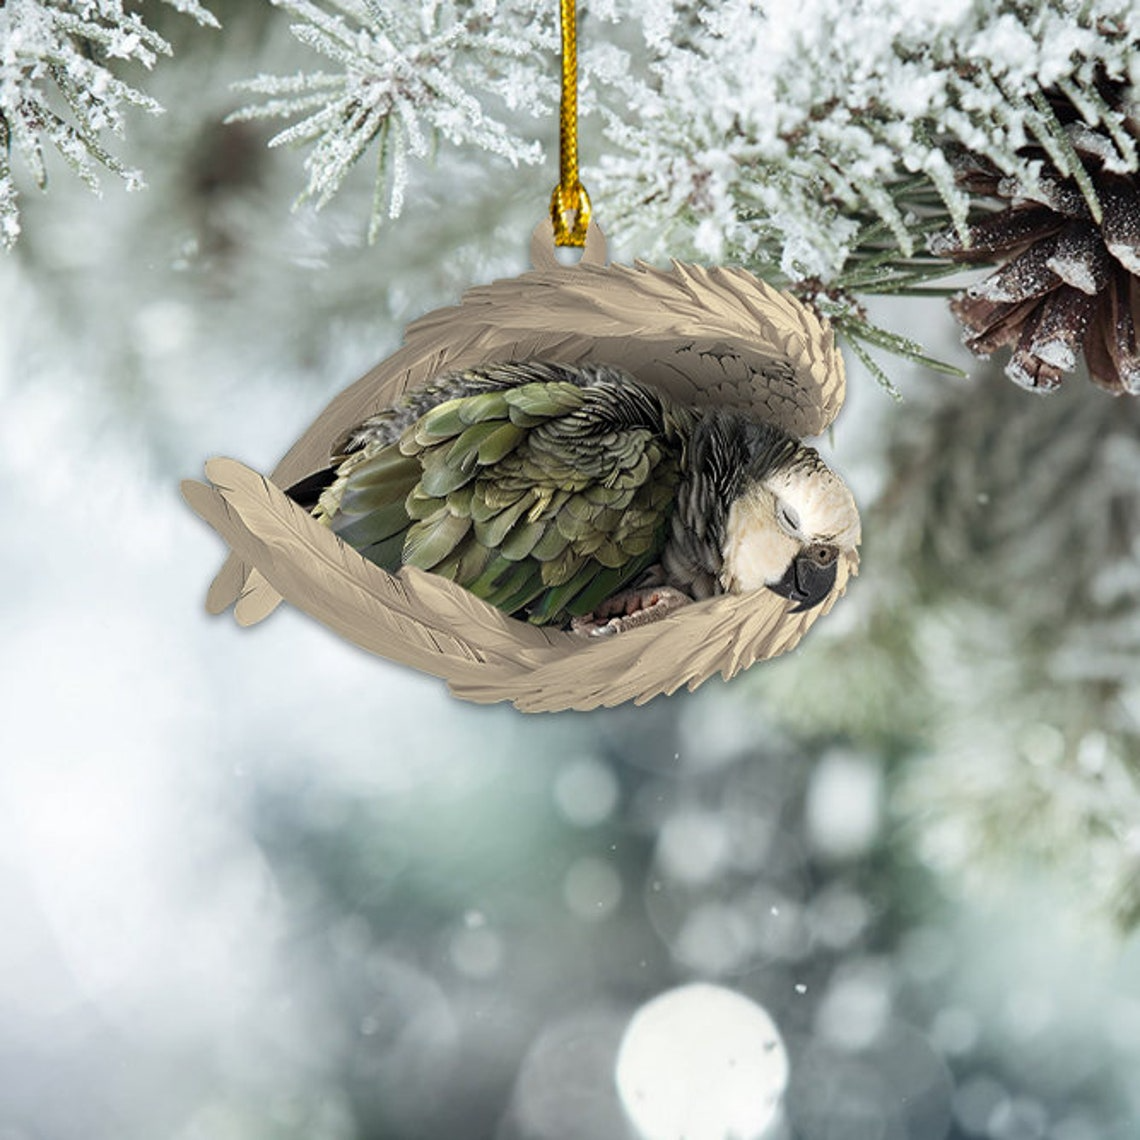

[570,585,693,638]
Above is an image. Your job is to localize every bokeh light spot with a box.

[805,751,883,861]
[657,810,731,885]
[564,857,622,922]
[449,924,503,979]
[615,983,789,1140]
[554,756,620,828]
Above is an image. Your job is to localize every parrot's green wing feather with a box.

[324,368,685,626]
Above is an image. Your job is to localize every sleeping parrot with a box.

[285,360,860,636]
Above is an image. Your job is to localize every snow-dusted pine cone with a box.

[933,85,1140,396]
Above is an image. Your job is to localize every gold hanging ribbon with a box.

[550,0,592,246]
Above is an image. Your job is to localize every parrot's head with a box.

[719,448,860,612]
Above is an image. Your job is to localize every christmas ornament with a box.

[935,79,1140,395]
[183,0,860,711]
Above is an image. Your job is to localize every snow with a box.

[146,0,1136,288]
[589,0,1138,288]
[1047,253,1099,294]
[1032,334,1079,371]
[0,0,215,246]
[229,0,546,236]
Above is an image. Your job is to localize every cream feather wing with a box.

[187,224,857,710]
[183,457,855,712]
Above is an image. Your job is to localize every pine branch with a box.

[0,0,218,249]
[229,0,548,239]
[593,0,1137,389]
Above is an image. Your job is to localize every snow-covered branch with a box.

[229,0,1137,387]
[5,0,1137,392]
[595,0,1139,390]
[0,0,218,249]
[228,0,551,241]
[598,0,1137,274]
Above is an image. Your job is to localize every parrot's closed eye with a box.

[778,504,800,533]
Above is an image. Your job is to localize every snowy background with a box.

[3,3,1140,1139]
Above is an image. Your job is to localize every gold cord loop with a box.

[551,0,591,247]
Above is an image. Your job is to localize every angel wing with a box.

[183,457,856,712]
[207,225,846,622]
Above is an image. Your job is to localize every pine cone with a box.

[933,86,1140,396]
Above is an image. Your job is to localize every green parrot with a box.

[285,360,860,635]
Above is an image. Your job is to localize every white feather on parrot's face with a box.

[762,460,862,551]
[719,454,860,604]
[720,488,799,594]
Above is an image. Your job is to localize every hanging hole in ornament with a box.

[530,217,608,271]
[555,224,587,265]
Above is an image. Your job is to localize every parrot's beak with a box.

[769,551,837,613]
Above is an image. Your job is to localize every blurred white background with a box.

[2,5,1140,1139]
